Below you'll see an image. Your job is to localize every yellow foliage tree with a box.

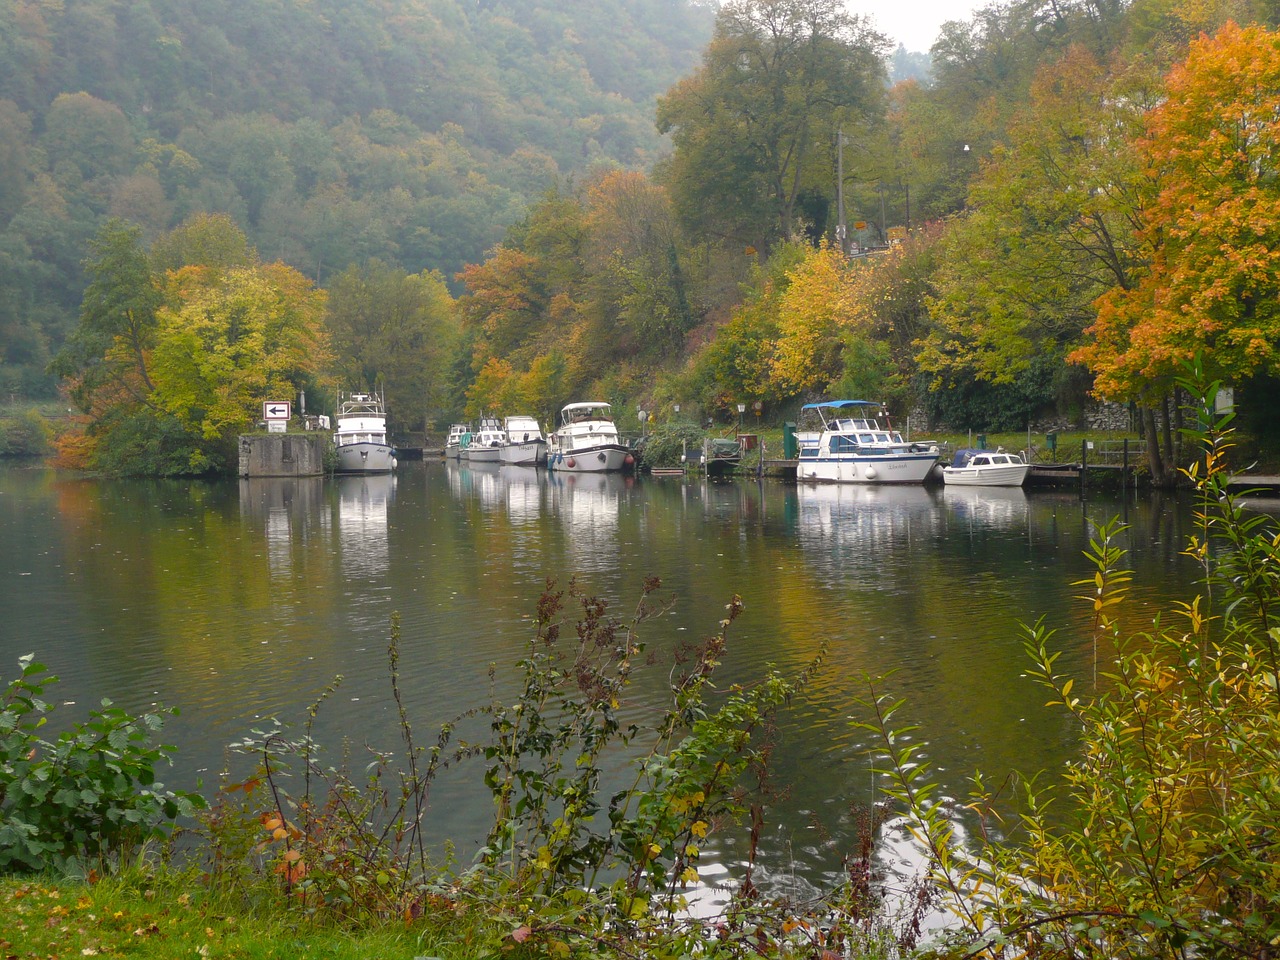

[150,263,329,467]
[768,245,860,395]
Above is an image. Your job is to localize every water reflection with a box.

[238,477,327,578]
[0,464,1207,901]
[546,470,630,572]
[941,484,1029,528]
[334,473,396,579]
[793,483,946,574]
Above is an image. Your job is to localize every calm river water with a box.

[0,461,1205,898]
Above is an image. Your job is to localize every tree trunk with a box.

[1143,406,1170,487]
[1161,394,1176,483]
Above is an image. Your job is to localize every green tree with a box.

[916,47,1152,415]
[51,218,328,475]
[49,220,161,414]
[655,0,888,254]
[325,260,459,432]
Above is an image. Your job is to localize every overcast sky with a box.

[845,0,989,53]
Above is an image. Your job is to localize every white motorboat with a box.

[463,415,506,463]
[547,402,633,473]
[500,414,548,466]
[333,391,396,473]
[794,400,940,484]
[443,423,469,460]
[941,448,1030,487]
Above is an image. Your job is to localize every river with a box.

[0,461,1204,900]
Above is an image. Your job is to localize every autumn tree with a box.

[1074,23,1280,476]
[655,0,888,255]
[51,216,329,475]
[1078,22,1280,391]
[149,261,328,470]
[582,170,695,362]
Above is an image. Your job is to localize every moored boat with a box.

[443,423,470,460]
[941,448,1030,487]
[547,402,633,473]
[333,391,396,474]
[500,415,548,466]
[463,415,506,463]
[794,400,940,484]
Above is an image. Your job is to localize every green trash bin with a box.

[1045,432,1057,452]
[782,422,798,459]
[977,434,987,450]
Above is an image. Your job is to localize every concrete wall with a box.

[238,433,326,477]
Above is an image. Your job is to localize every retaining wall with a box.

[238,433,326,477]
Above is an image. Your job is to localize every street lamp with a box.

[673,403,680,420]
[737,403,746,431]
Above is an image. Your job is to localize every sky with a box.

[844,0,989,53]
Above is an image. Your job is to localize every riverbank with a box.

[0,874,443,960]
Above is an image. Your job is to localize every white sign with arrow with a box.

[263,400,292,420]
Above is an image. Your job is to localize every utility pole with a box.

[836,127,847,255]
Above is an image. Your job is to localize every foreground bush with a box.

[0,656,204,874]
[866,371,1280,957]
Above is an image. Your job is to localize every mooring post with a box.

[1081,438,1088,494]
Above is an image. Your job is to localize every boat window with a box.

[829,436,858,453]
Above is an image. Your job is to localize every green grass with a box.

[0,873,471,960]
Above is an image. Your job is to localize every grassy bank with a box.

[0,873,448,960]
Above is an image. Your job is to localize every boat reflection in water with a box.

[793,483,945,575]
[546,469,632,572]
[500,464,544,522]
[335,473,396,579]
[941,484,1031,529]
[444,459,505,512]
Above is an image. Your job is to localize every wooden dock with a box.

[1227,474,1280,493]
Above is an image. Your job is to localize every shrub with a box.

[0,655,205,874]
[0,410,50,457]
[863,367,1280,957]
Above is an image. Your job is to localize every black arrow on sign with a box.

[267,405,288,416]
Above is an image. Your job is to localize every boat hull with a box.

[335,442,397,473]
[463,446,501,464]
[796,452,940,484]
[547,443,630,473]
[942,464,1030,487]
[500,439,547,466]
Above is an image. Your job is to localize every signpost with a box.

[263,400,291,420]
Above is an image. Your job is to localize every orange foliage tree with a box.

[1075,23,1280,399]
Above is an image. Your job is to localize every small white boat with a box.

[547,402,633,473]
[941,448,1030,487]
[463,415,506,463]
[795,400,940,484]
[443,423,469,460]
[333,391,396,473]
[500,414,548,466]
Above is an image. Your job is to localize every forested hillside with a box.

[0,0,714,397]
